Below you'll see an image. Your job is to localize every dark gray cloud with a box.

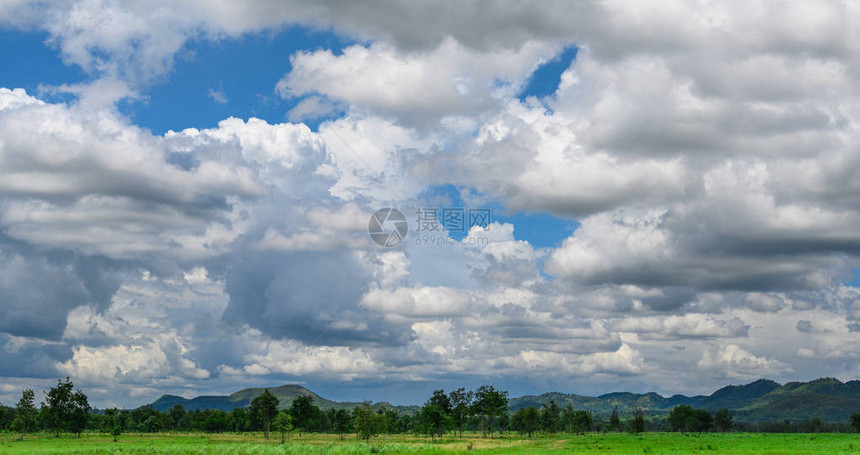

[222,251,408,347]
[0,334,70,378]
[0,237,122,340]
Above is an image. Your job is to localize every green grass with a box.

[0,432,857,454]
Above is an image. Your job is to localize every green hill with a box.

[508,378,858,422]
[150,384,415,414]
[149,378,859,423]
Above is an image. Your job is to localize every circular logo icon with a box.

[368,208,408,247]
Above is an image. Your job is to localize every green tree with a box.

[512,406,540,437]
[427,389,451,414]
[714,408,733,432]
[570,410,592,434]
[631,408,645,434]
[249,389,279,439]
[111,422,122,442]
[204,410,231,433]
[11,389,38,440]
[668,405,712,432]
[472,385,508,438]
[668,404,693,432]
[354,405,380,442]
[289,395,321,434]
[333,408,351,439]
[101,408,118,433]
[418,404,451,441]
[143,415,162,432]
[68,390,90,437]
[273,411,293,444]
[170,404,186,430]
[448,388,473,436]
[44,377,75,437]
[609,406,620,431]
[852,413,860,432]
[692,409,713,432]
[540,400,560,433]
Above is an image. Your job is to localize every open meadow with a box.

[0,432,857,455]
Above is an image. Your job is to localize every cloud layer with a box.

[0,0,859,407]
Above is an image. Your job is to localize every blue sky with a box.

[0,1,859,409]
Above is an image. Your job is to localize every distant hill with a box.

[148,378,859,423]
[509,378,859,423]
[149,384,416,414]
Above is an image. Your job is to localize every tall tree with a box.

[714,409,733,432]
[419,403,451,441]
[540,400,560,433]
[170,404,186,430]
[68,390,91,436]
[852,413,860,433]
[11,389,38,440]
[333,409,351,440]
[631,408,645,434]
[289,395,321,434]
[472,385,508,438]
[44,377,75,437]
[448,388,473,437]
[273,411,293,444]
[249,389,279,439]
[512,406,540,437]
[570,410,592,434]
[354,405,381,442]
[668,404,693,432]
[427,389,451,414]
[609,406,621,431]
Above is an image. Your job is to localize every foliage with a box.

[41,377,90,437]
[273,411,293,444]
[332,408,351,439]
[714,408,733,432]
[511,406,540,436]
[472,385,508,437]
[417,403,451,441]
[249,389,279,439]
[448,388,473,437]
[668,404,713,432]
[290,395,322,434]
[631,408,645,434]
[539,400,560,433]
[11,389,38,440]
[353,405,382,442]
[609,406,620,431]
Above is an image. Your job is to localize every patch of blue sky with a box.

[517,45,577,102]
[0,25,355,134]
[120,26,356,134]
[843,268,860,287]
[416,184,577,247]
[0,28,87,97]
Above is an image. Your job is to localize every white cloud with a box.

[278,38,557,126]
[697,344,791,379]
[361,286,471,318]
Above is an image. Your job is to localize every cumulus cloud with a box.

[697,344,791,379]
[3,0,860,406]
[278,39,557,127]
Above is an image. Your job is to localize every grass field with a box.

[0,432,857,454]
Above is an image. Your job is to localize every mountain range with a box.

[149,377,860,423]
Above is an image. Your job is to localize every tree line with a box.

[2,378,860,441]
